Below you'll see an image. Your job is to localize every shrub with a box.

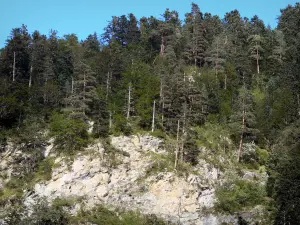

[49,112,89,152]
[145,152,174,176]
[33,157,54,181]
[151,129,166,139]
[74,205,170,225]
[215,179,266,213]
[256,147,269,165]
[241,142,258,163]
[111,114,133,136]
[22,198,70,225]
[194,123,232,153]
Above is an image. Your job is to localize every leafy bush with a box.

[215,179,266,213]
[240,143,269,169]
[49,112,89,152]
[256,147,269,165]
[241,142,258,163]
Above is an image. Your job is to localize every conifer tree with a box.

[64,61,97,119]
[248,34,264,74]
[229,85,257,162]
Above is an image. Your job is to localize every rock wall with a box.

[1,134,267,224]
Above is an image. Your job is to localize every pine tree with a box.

[229,85,257,162]
[268,30,286,64]
[184,3,208,67]
[42,55,56,104]
[64,61,97,119]
[205,34,226,76]
[2,25,31,83]
[248,34,264,74]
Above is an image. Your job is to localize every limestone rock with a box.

[0,134,267,224]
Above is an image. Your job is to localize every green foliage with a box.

[74,204,169,225]
[151,129,166,139]
[229,86,258,143]
[33,157,54,181]
[13,116,47,149]
[255,147,269,165]
[111,114,133,136]
[194,122,232,153]
[0,155,54,207]
[49,112,89,152]
[215,180,266,213]
[21,198,71,225]
[144,148,195,177]
[267,119,300,224]
[101,138,126,168]
[75,205,121,225]
[145,151,174,176]
[52,196,83,208]
[2,3,300,222]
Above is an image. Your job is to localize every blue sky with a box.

[0,0,298,47]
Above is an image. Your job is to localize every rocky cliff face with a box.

[0,135,267,225]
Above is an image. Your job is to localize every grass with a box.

[52,196,84,208]
[72,204,170,225]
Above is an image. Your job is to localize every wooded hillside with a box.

[1,3,300,224]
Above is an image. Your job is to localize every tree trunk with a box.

[160,36,165,56]
[13,51,16,82]
[43,77,48,104]
[71,76,74,94]
[83,71,86,114]
[297,94,300,116]
[29,66,32,88]
[174,120,180,169]
[161,97,165,125]
[256,43,260,74]
[181,111,185,162]
[106,71,110,100]
[224,73,227,90]
[109,111,112,129]
[216,39,219,77]
[126,83,131,121]
[151,100,156,132]
[181,73,187,162]
[160,79,164,126]
[238,102,245,162]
